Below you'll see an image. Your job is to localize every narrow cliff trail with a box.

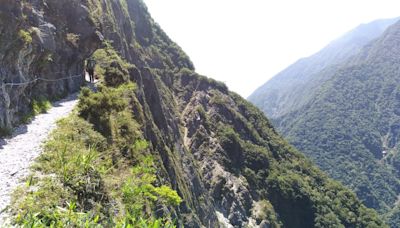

[0,93,78,222]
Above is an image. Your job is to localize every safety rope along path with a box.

[2,72,83,87]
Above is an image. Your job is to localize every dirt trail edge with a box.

[0,93,78,224]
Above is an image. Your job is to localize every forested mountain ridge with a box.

[251,19,400,226]
[248,17,399,119]
[0,0,387,227]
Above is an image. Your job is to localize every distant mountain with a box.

[249,17,399,119]
[250,18,400,226]
[0,0,386,227]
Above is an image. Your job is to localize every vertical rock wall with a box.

[0,0,102,129]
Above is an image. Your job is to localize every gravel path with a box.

[0,93,78,223]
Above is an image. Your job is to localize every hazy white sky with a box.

[143,0,400,97]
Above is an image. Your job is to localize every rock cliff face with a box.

[1,0,386,227]
[0,0,101,129]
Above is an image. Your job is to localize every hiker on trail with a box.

[86,58,96,83]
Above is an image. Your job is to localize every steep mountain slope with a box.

[0,0,386,227]
[253,20,400,225]
[249,17,399,119]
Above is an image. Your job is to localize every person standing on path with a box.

[86,58,96,83]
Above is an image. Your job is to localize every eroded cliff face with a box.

[0,0,102,129]
[1,0,386,227]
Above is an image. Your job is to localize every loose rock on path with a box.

[0,93,78,224]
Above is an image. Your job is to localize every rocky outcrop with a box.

[0,0,102,129]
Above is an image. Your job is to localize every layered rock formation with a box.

[0,0,102,129]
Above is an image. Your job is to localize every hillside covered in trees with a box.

[0,0,389,227]
[250,18,400,226]
[249,17,398,119]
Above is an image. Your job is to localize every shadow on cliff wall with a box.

[0,124,27,150]
[0,92,78,150]
[0,138,6,149]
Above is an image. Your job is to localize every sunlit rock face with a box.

[0,0,101,129]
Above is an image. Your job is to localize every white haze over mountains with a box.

[144,0,400,97]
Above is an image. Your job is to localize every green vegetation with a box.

[21,97,52,124]
[121,156,181,226]
[18,29,32,44]
[210,92,385,227]
[91,43,134,87]
[12,116,107,226]
[6,0,389,226]
[31,98,52,115]
[10,46,181,226]
[250,19,400,225]
[248,17,399,120]
[78,83,137,138]
[386,205,400,228]
[11,86,182,226]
